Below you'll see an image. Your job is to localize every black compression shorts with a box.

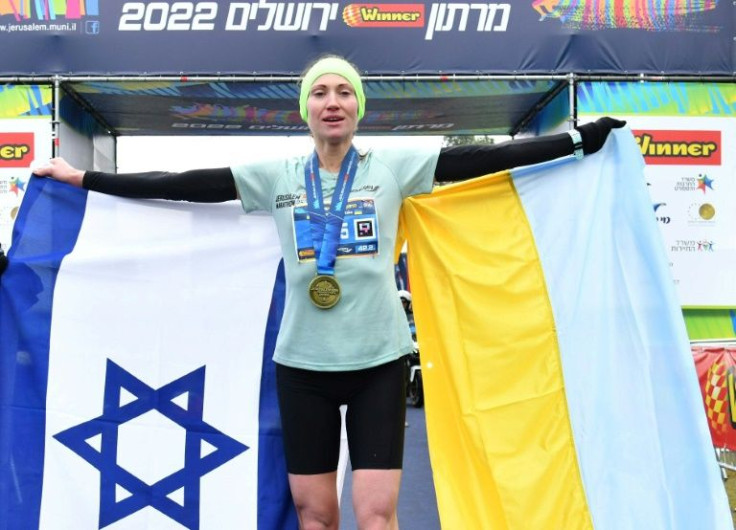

[275,358,406,475]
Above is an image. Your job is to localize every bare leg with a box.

[352,469,402,530]
[289,472,340,530]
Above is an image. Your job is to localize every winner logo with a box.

[343,4,425,27]
[0,133,34,168]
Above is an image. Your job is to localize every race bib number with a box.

[294,198,379,261]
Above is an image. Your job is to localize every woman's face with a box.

[306,73,359,144]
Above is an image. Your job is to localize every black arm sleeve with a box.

[0,247,7,277]
[83,167,238,203]
[435,132,573,182]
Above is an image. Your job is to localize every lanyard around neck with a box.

[304,146,359,276]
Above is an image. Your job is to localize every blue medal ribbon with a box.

[304,146,359,276]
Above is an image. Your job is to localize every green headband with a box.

[299,57,366,122]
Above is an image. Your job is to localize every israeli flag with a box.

[1,178,297,529]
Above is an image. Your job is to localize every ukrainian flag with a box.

[401,129,731,529]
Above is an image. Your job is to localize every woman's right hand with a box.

[32,157,85,188]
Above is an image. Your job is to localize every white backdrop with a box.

[117,136,444,172]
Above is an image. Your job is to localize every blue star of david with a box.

[54,359,248,529]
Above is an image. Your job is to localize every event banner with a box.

[0,0,732,75]
[693,345,736,451]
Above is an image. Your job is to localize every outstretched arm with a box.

[33,158,238,203]
[435,117,626,182]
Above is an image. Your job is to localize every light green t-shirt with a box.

[231,146,439,371]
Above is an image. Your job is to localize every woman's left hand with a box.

[577,117,627,155]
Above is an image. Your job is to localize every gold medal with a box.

[308,275,341,309]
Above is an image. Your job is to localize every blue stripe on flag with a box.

[258,260,298,529]
[0,178,88,528]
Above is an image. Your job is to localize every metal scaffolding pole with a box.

[52,76,61,157]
